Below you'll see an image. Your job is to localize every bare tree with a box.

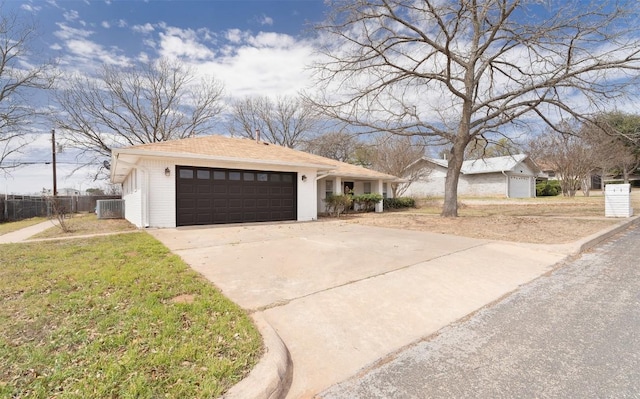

[310,0,640,216]
[370,135,428,197]
[303,131,362,162]
[585,112,640,185]
[465,137,522,160]
[0,7,55,171]
[228,95,318,148]
[530,126,596,197]
[54,58,224,159]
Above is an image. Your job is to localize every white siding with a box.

[404,166,447,197]
[460,174,506,196]
[140,159,177,228]
[297,168,317,222]
[123,181,143,227]
[404,160,538,198]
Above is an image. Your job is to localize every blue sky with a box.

[2,0,328,194]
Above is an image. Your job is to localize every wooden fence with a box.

[0,195,121,222]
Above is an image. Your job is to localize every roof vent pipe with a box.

[255,128,260,143]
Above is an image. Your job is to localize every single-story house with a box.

[404,154,542,198]
[110,134,400,228]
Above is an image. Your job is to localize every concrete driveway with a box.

[149,220,566,399]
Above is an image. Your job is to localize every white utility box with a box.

[605,184,633,217]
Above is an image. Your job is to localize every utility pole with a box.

[51,128,57,196]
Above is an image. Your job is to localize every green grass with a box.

[0,233,262,398]
[0,217,47,236]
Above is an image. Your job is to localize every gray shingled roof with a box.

[422,154,541,175]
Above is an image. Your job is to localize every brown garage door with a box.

[176,166,297,226]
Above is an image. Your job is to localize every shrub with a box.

[352,193,384,212]
[324,194,353,217]
[383,197,416,209]
[536,180,561,196]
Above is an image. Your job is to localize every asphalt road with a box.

[320,224,640,399]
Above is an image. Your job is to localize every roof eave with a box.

[112,148,336,171]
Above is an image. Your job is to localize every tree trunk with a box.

[441,140,467,217]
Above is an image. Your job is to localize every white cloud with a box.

[63,10,80,22]
[53,23,93,40]
[117,19,127,28]
[20,4,41,12]
[247,32,296,49]
[226,29,244,44]
[53,23,130,67]
[259,14,274,26]
[193,32,317,99]
[101,21,111,29]
[65,39,130,66]
[49,43,62,51]
[132,23,155,34]
[157,27,215,60]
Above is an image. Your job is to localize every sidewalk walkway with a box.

[0,220,58,244]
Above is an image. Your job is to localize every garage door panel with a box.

[509,176,531,198]
[196,198,210,207]
[176,166,297,226]
[197,185,211,194]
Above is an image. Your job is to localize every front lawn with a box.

[0,233,262,398]
[31,213,138,239]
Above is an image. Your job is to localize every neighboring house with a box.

[110,135,400,228]
[58,188,82,196]
[404,154,542,198]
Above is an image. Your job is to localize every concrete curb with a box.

[220,313,291,399]
[568,215,640,255]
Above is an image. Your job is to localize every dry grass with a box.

[346,190,639,244]
[30,213,137,239]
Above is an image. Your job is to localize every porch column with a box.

[375,179,384,213]
[334,177,342,194]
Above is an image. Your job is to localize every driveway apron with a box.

[149,221,565,399]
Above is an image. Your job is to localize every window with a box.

[364,182,371,194]
[257,173,268,182]
[282,174,293,183]
[383,183,388,199]
[325,180,333,198]
[229,172,241,181]
[270,174,281,182]
[179,169,193,179]
[197,170,210,179]
[213,171,226,180]
[244,172,255,181]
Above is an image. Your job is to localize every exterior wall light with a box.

[165,167,171,176]
[301,175,307,182]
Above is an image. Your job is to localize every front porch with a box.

[316,176,392,214]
